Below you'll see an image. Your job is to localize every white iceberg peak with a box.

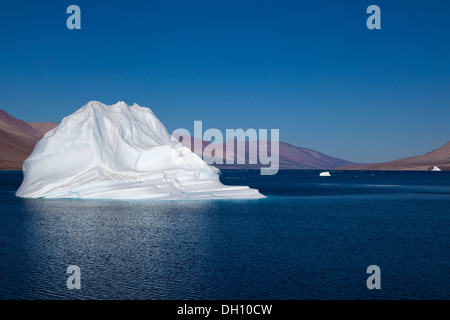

[16,101,264,200]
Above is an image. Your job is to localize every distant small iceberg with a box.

[431,166,441,171]
[319,171,331,177]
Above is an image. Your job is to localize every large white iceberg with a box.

[16,101,264,200]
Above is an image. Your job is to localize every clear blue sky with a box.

[0,0,449,163]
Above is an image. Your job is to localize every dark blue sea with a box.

[0,170,449,300]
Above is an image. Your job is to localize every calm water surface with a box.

[0,170,449,299]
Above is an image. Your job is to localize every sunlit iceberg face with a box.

[16,101,264,200]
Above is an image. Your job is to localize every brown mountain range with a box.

[3,109,447,171]
[337,141,450,171]
[0,110,58,170]
[173,133,357,170]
